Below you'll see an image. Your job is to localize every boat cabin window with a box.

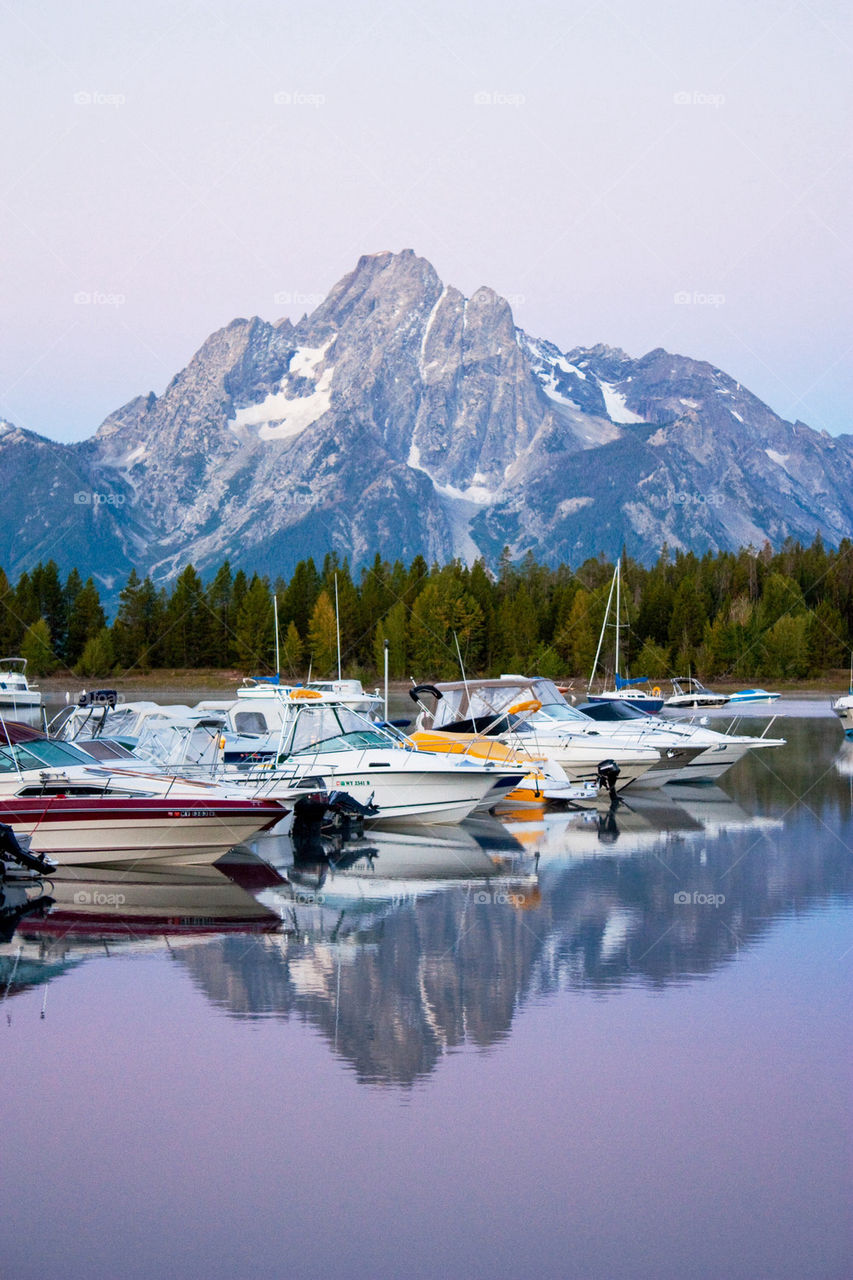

[234,711,268,734]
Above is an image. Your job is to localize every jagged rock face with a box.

[2,249,852,593]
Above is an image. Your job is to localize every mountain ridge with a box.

[2,248,851,597]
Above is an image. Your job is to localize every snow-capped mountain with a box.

[2,249,851,591]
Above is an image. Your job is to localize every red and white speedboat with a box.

[0,722,287,866]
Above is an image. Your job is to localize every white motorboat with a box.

[575,698,786,781]
[411,677,663,790]
[236,701,525,825]
[664,677,730,709]
[0,720,288,865]
[0,658,42,711]
[236,676,383,715]
[414,676,784,786]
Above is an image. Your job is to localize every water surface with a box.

[1,706,849,1279]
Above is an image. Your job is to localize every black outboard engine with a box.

[596,758,621,807]
[292,790,379,842]
[0,823,57,878]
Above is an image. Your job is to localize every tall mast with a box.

[273,594,280,678]
[589,562,619,691]
[614,557,621,679]
[334,573,342,681]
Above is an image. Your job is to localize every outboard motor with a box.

[0,823,57,878]
[292,790,379,843]
[596,758,621,807]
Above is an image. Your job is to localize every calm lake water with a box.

[1,700,850,1280]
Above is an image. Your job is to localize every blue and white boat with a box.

[586,672,664,715]
[728,688,780,704]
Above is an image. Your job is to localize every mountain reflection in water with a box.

[2,715,850,1090]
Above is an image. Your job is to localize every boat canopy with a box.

[427,678,589,730]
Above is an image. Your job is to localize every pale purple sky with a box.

[1,0,850,442]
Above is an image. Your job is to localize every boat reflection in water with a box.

[154,775,847,1089]
[3,714,850,1090]
[0,862,281,1011]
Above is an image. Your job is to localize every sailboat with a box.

[586,559,664,714]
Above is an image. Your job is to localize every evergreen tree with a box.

[30,562,67,656]
[112,572,167,671]
[205,561,235,667]
[161,564,208,667]
[75,627,116,678]
[307,590,338,675]
[20,617,59,676]
[280,620,304,675]
[66,578,106,665]
[554,587,604,678]
[280,559,319,635]
[234,576,273,670]
[408,573,484,678]
[0,567,20,653]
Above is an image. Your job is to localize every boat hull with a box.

[0,797,286,865]
[244,756,521,825]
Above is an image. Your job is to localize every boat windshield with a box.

[0,737,95,773]
[283,705,395,757]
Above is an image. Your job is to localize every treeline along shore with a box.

[2,537,852,683]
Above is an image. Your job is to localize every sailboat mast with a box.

[273,595,280,678]
[589,562,619,691]
[615,558,621,679]
[334,573,342,681]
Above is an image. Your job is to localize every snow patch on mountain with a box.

[229,366,333,440]
[408,441,495,505]
[557,496,594,516]
[288,339,332,379]
[599,381,645,424]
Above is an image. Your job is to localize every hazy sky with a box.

[1,0,850,442]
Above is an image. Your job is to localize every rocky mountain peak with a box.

[3,249,851,597]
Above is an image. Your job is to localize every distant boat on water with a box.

[728,688,780,704]
[665,677,730,709]
[0,657,42,711]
